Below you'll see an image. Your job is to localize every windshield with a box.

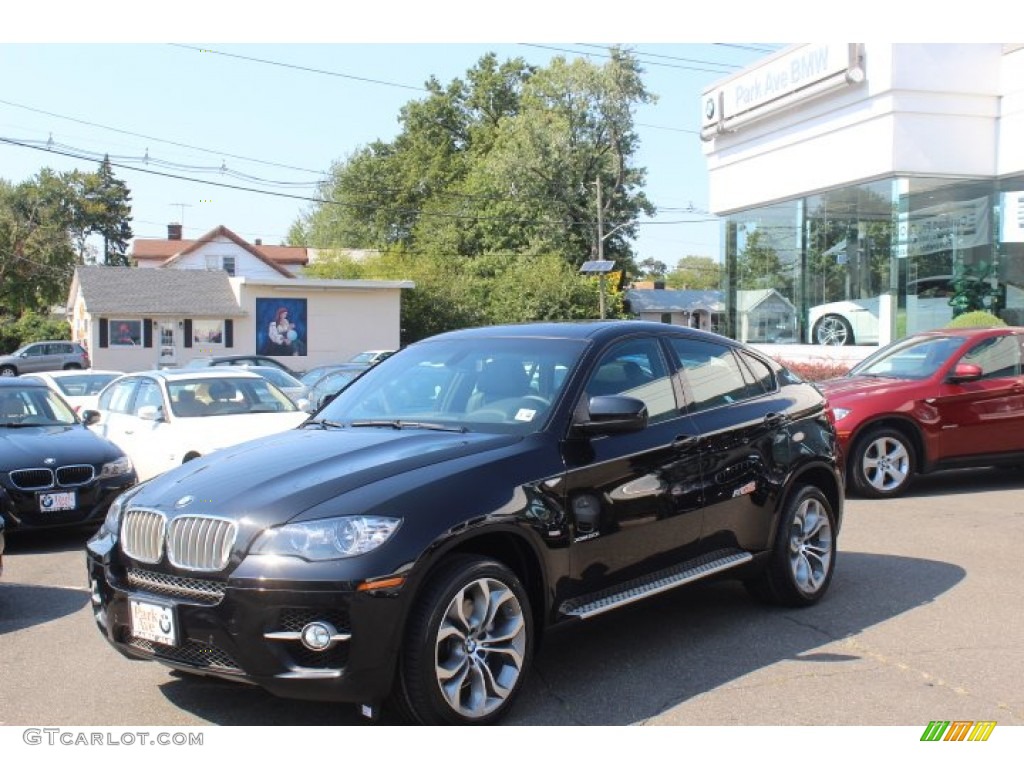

[316,337,587,434]
[166,377,298,417]
[0,386,78,427]
[49,373,121,397]
[849,335,965,380]
[250,367,301,388]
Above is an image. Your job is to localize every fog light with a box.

[300,621,336,651]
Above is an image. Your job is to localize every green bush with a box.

[944,310,1007,329]
[0,311,72,354]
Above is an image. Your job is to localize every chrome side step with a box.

[559,549,753,619]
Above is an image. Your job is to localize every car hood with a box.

[129,426,524,528]
[1,424,124,467]
[818,375,926,403]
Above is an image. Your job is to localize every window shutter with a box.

[99,319,109,348]
[143,319,153,348]
[224,319,234,348]
[184,319,193,348]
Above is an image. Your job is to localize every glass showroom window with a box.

[996,177,1024,327]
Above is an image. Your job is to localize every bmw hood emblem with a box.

[175,495,194,509]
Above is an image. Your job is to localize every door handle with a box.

[672,434,698,450]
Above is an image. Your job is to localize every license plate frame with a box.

[129,598,178,647]
[37,490,77,512]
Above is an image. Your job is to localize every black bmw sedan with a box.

[87,321,843,725]
[1,378,136,532]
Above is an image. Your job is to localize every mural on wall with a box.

[256,298,307,356]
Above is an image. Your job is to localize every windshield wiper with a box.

[304,418,346,429]
[349,420,467,433]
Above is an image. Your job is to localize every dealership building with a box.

[700,43,1024,348]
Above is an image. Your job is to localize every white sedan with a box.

[83,369,308,481]
[20,369,124,413]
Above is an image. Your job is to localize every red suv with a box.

[819,327,1024,498]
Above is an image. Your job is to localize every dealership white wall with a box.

[702,44,1024,215]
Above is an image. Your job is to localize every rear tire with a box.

[393,555,532,725]
[63,363,82,370]
[746,485,837,607]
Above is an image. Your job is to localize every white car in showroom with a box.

[808,275,964,346]
[83,369,308,481]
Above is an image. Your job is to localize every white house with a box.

[67,264,413,373]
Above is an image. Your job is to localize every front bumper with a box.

[1,475,136,531]
[85,536,407,705]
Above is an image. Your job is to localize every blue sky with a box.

[1,4,786,267]
[1,3,993,269]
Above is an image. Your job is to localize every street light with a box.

[580,259,616,319]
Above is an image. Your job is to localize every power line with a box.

[519,44,736,75]
[169,44,429,93]
[0,97,328,176]
[572,44,749,70]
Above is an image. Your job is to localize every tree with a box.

[637,257,668,279]
[666,255,722,290]
[79,156,134,266]
[292,49,654,337]
[0,176,78,317]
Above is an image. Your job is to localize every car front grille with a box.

[56,464,95,486]
[121,508,166,564]
[123,633,241,673]
[8,469,54,490]
[167,516,237,572]
[126,568,226,605]
[121,509,236,572]
[8,465,97,490]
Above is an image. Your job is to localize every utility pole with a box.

[596,177,606,319]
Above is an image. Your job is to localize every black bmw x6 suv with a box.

[87,321,843,725]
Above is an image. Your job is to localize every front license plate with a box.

[130,599,178,646]
[38,491,76,512]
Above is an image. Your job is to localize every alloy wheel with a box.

[815,316,850,345]
[434,576,527,719]
[862,434,910,493]
[787,496,834,596]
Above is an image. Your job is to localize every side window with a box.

[668,338,763,413]
[960,335,1022,380]
[584,338,678,424]
[100,378,138,414]
[133,379,165,415]
[737,351,776,394]
[24,344,44,357]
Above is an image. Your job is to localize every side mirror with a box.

[948,363,983,383]
[573,395,648,436]
[81,409,101,427]
[136,405,164,422]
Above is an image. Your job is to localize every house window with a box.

[110,320,141,347]
[192,320,224,346]
[205,255,235,275]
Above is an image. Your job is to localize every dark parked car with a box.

[304,364,371,410]
[819,326,1024,498]
[0,341,90,377]
[87,321,843,725]
[0,378,136,532]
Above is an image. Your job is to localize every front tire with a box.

[395,555,533,725]
[746,485,837,607]
[814,314,854,346]
[849,427,914,498]
[0,365,17,377]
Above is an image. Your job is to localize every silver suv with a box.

[0,341,90,376]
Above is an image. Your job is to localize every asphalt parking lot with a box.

[1,467,1022,727]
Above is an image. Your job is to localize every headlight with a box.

[98,456,134,479]
[99,481,148,537]
[250,516,402,561]
[831,407,851,422]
